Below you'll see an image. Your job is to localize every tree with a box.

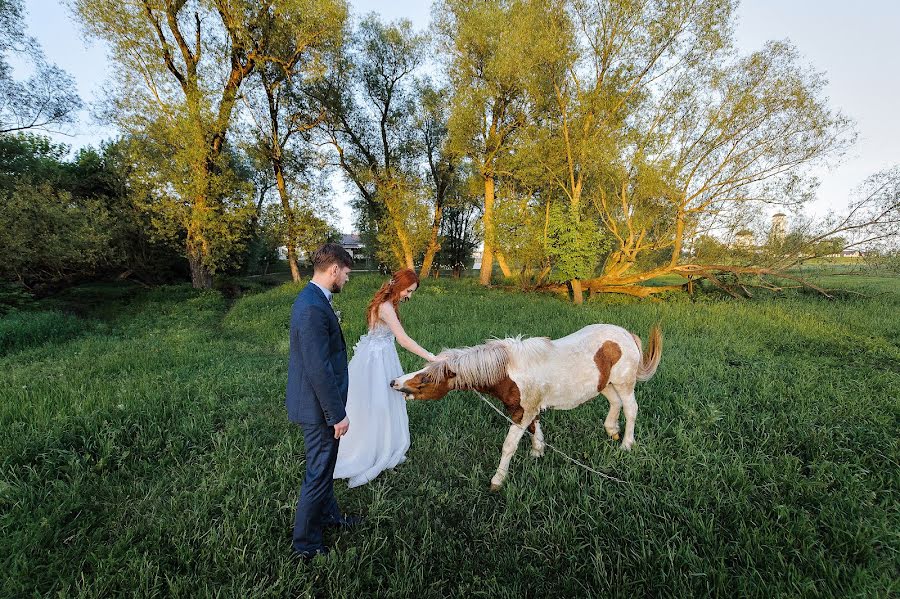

[436,0,537,285]
[414,80,460,277]
[513,0,739,301]
[309,15,429,270]
[0,134,109,287]
[435,164,481,278]
[0,134,181,290]
[761,166,900,271]
[502,0,855,300]
[800,167,899,260]
[0,0,82,134]
[240,0,346,281]
[74,0,276,288]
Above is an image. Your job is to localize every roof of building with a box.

[340,233,364,248]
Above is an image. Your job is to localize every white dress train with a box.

[333,324,410,487]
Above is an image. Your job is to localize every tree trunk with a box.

[287,246,301,281]
[571,278,583,304]
[495,250,512,278]
[263,73,302,284]
[479,174,496,285]
[186,158,214,289]
[382,182,415,269]
[398,229,414,269]
[188,249,213,289]
[273,156,302,283]
[420,200,443,278]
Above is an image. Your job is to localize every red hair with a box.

[367,268,420,328]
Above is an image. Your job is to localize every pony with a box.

[390,324,662,490]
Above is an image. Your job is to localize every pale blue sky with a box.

[20,0,900,229]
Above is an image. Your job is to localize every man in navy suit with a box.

[287,243,359,560]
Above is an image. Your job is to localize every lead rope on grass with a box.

[472,387,628,484]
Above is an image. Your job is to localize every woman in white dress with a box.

[333,268,436,488]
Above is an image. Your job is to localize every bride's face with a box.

[399,283,417,302]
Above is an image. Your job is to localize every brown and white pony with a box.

[390,324,662,490]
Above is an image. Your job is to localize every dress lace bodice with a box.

[354,323,395,353]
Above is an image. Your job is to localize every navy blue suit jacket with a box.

[286,283,349,426]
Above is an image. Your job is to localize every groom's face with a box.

[330,265,351,293]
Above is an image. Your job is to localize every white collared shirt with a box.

[310,280,333,304]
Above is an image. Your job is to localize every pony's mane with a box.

[422,336,553,388]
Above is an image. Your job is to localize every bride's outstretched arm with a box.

[378,302,436,361]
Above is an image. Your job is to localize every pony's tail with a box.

[635,325,662,382]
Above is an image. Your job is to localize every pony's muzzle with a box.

[390,378,415,400]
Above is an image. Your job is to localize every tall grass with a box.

[1,275,898,597]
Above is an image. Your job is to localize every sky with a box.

[19,0,900,232]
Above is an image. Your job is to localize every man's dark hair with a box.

[311,243,353,272]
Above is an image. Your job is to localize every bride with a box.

[333,268,436,487]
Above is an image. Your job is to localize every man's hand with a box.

[333,416,349,439]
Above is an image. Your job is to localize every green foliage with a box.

[0,134,113,288]
[246,200,337,274]
[434,164,482,275]
[545,203,608,281]
[309,15,429,267]
[0,134,186,293]
[693,234,730,263]
[1,275,898,596]
[0,183,113,282]
[121,120,256,275]
[491,189,546,280]
[437,0,534,162]
[435,0,856,289]
[865,249,900,274]
[0,133,68,184]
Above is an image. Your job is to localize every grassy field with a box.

[1,273,898,597]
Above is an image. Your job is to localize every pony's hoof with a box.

[489,483,502,492]
[611,433,620,441]
[530,448,545,458]
[620,441,634,451]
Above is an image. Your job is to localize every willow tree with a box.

[309,16,430,269]
[74,0,272,288]
[513,0,852,300]
[582,39,853,297]
[435,0,538,285]
[513,0,734,301]
[240,0,346,281]
[0,0,82,134]
[414,81,462,278]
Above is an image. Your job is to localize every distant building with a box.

[770,213,787,243]
[733,230,755,248]
[825,249,863,258]
[339,233,365,259]
[276,233,367,265]
[472,243,483,270]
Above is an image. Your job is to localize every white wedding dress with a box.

[333,323,410,487]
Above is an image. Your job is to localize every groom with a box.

[286,243,360,560]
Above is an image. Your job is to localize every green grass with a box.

[1,274,898,597]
